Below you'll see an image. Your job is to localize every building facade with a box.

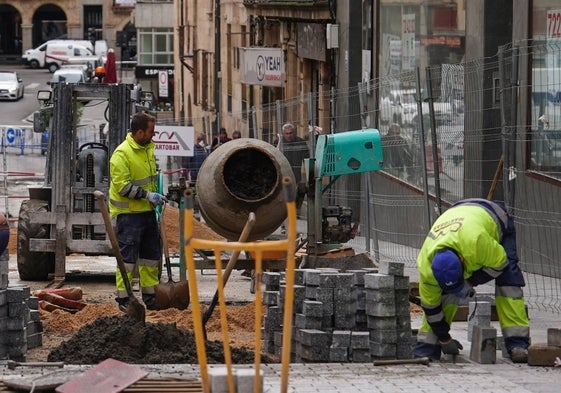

[0,0,135,60]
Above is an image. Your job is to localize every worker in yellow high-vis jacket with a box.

[109,111,167,312]
[413,198,530,363]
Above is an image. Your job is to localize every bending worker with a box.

[413,198,530,363]
[109,111,167,312]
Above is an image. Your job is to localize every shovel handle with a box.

[202,212,256,327]
[159,203,174,279]
[94,191,134,299]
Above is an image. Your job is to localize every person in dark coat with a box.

[184,132,209,185]
[275,123,309,184]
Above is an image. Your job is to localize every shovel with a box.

[154,203,190,310]
[94,191,146,324]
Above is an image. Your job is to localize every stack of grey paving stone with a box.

[0,254,42,361]
[262,261,413,362]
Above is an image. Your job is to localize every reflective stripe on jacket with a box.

[418,204,508,309]
[109,133,158,218]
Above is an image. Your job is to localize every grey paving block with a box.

[370,341,396,358]
[303,269,321,286]
[208,366,231,393]
[316,287,334,314]
[364,273,394,289]
[393,275,410,290]
[319,273,340,288]
[305,285,317,299]
[365,301,396,317]
[27,296,39,310]
[236,367,264,393]
[26,332,43,349]
[335,273,354,288]
[329,346,349,362]
[396,342,413,359]
[262,272,281,289]
[300,343,329,361]
[299,329,330,347]
[331,330,351,348]
[396,315,411,331]
[6,286,30,302]
[333,313,356,330]
[263,306,282,332]
[365,288,395,303]
[293,269,307,285]
[370,329,398,344]
[548,328,561,347]
[263,290,279,305]
[469,325,497,364]
[470,300,491,316]
[295,313,322,330]
[356,288,366,310]
[303,300,323,317]
[378,261,404,276]
[8,301,28,318]
[367,316,396,330]
[274,331,283,347]
[7,316,25,331]
[351,331,370,349]
[347,269,367,286]
[351,348,371,362]
[6,328,27,346]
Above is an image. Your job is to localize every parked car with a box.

[0,71,24,101]
[48,68,88,84]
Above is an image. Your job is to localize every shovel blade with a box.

[154,280,190,310]
[127,297,146,323]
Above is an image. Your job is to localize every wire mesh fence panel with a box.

[175,40,561,313]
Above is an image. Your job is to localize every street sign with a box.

[158,70,169,98]
[6,128,15,145]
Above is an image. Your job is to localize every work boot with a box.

[116,297,129,313]
[510,347,528,363]
[143,296,159,311]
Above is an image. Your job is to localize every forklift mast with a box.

[18,83,134,284]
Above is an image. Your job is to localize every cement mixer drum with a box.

[196,138,296,241]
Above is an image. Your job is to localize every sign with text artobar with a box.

[240,47,285,87]
[153,125,194,157]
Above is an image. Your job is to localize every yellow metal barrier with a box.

[183,177,297,393]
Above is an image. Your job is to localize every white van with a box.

[44,43,99,73]
[22,40,94,70]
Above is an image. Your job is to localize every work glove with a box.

[453,281,476,299]
[146,191,167,206]
[440,338,463,355]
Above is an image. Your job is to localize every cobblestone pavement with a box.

[2,256,561,392]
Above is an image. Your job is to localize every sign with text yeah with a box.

[241,47,285,87]
[153,125,194,157]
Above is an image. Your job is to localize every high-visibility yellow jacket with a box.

[108,133,159,218]
[418,204,508,309]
